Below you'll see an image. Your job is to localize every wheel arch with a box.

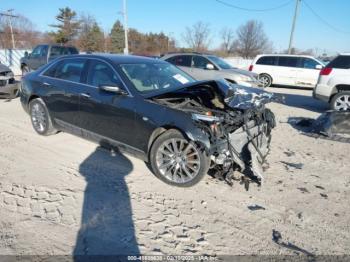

[329,84,350,102]
[147,125,211,158]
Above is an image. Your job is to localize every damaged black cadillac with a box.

[20,54,275,187]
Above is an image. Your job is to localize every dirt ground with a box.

[0,87,349,256]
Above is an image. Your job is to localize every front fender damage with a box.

[151,80,276,189]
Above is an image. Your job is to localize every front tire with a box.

[330,91,350,111]
[149,129,210,187]
[29,98,57,136]
[21,65,29,76]
[259,74,272,88]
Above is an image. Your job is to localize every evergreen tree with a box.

[110,20,125,53]
[49,7,80,44]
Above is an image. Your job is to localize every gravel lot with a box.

[0,87,349,256]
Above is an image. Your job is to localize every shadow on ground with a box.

[270,86,329,113]
[74,147,140,257]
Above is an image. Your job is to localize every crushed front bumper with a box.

[229,120,271,183]
[0,78,20,98]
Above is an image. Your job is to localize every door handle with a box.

[81,93,91,98]
[43,82,51,87]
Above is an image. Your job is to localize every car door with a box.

[190,55,218,80]
[275,56,299,86]
[41,58,87,126]
[28,45,48,70]
[78,59,136,147]
[296,58,323,87]
[165,55,192,75]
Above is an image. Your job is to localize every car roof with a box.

[161,52,213,57]
[339,53,350,56]
[58,54,167,64]
[256,54,316,59]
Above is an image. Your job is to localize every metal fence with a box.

[0,49,30,75]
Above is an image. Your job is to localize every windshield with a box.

[208,56,235,69]
[120,63,195,93]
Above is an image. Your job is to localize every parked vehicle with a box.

[20,44,79,75]
[161,52,260,88]
[0,63,20,99]
[20,54,275,187]
[249,54,324,88]
[314,54,350,111]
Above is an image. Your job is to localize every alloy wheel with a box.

[31,103,47,132]
[155,138,200,184]
[334,94,350,111]
[259,75,270,87]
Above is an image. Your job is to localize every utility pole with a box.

[0,9,18,49]
[288,0,301,54]
[123,0,129,55]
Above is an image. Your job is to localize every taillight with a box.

[249,65,253,71]
[320,67,332,76]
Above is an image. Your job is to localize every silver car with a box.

[0,64,20,99]
[161,53,260,88]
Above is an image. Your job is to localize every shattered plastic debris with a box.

[288,111,350,143]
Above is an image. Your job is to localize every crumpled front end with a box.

[0,68,20,98]
[210,107,275,187]
[151,80,276,188]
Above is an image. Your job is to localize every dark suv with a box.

[20,44,79,74]
[20,54,275,187]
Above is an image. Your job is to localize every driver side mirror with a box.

[24,51,29,58]
[315,64,323,70]
[99,85,128,95]
[206,64,215,70]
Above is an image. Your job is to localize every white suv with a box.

[314,54,350,111]
[249,54,324,88]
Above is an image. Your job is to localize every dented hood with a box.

[147,80,274,110]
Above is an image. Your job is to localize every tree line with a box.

[0,6,317,58]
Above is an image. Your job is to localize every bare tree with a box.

[220,27,235,54]
[182,21,211,52]
[0,14,40,48]
[233,20,272,58]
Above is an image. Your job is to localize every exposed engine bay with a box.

[152,80,276,189]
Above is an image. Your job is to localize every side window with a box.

[277,57,298,67]
[256,56,276,65]
[50,46,62,57]
[302,58,319,69]
[69,47,79,54]
[192,56,213,69]
[87,60,121,87]
[43,58,85,83]
[166,55,192,67]
[31,45,47,58]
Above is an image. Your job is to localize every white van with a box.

[249,54,324,88]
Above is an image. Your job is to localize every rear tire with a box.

[149,129,210,187]
[259,74,272,88]
[330,91,350,111]
[29,98,57,136]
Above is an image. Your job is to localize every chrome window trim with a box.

[39,56,133,97]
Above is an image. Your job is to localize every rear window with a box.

[327,56,350,69]
[256,56,276,65]
[277,57,299,67]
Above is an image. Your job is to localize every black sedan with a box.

[20,54,275,187]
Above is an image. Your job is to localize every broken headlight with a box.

[192,113,221,122]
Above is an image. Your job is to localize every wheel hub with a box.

[155,138,200,184]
